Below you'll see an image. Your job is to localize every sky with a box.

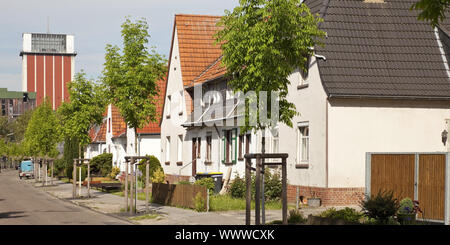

[0,0,239,91]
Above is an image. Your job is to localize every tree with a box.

[23,99,60,158]
[8,109,34,143]
[412,0,449,27]
[216,0,325,137]
[102,17,166,154]
[58,71,107,159]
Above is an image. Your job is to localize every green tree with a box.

[216,0,325,135]
[23,99,60,158]
[7,109,34,143]
[58,71,107,159]
[412,0,449,27]
[102,17,166,154]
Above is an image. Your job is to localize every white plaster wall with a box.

[22,55,27,92]
[279,57,328,187]
[22,33,31,52]
[160,27,190,177]
[138,135,161,162]
[328,99,450,187]
[66,35,75,53]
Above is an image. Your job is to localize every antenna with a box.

[47,16,50,33]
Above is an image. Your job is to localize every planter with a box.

[397,213,416,224]
[307,197,321,207]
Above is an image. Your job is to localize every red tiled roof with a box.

[111,105,127,138]
[137,77,167,134]
[175,14,223,86]
[191,56,226,86]
[89,119,107,143]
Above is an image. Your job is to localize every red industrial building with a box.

[20,33,76,109]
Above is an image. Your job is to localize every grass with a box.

[113,191,152,201]
[209,195,294,211]
[129,213,160,221]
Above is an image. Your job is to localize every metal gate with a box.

[366,153,450,224]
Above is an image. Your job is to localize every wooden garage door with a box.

[370,154,415,201]
[418,154,446,221]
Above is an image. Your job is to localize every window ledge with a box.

[295,163,309,169]
[297,84,309,90]
[164,161,170,165]
[176,161,183,166]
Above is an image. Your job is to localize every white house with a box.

[86,78,166,173]
[161,0,450,207]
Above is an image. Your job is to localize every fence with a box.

[152,183,207,210]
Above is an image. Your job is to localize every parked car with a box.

[19,160,34,179]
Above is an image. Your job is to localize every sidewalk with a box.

[24,177,356,225]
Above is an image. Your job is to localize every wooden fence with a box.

[152,183,207,210]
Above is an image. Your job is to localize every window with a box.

[108,118,111,133]
[177,135,183,162]
[166,136,171,163]
[197,137,201,159]
[178,91,184,115]
[166,95,171,118]
[238,135,244,160]
[298,123,309,163]
[222,129,237,164]
[206,134,212,162]
[31,34,66,53]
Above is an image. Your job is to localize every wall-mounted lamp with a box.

[442,129,448,146]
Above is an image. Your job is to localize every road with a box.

[0,170,130,225]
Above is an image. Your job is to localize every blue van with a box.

[19,160,34,179]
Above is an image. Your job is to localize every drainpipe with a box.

[325,99,329,188]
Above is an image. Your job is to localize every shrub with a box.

[90,153,112,177]
[264,170,282,201]
[177,180,192,185]
[319,207,364,224]
[230,174,246,198]
[151,168,165,183]
[138,155,164,182]
[194,192,206,212]
[53,158,66,176]
[360,190,399,224]
[288,209,307,224]
[109,166,121,179]
[194,177,215,194]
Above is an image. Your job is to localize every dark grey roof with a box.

[307,0,450,98]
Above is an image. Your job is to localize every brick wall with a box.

[287,185,365,206]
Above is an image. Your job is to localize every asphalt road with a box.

[0,169,130,225]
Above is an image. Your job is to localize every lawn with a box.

[113,191,151,201]
[209,195,294,211]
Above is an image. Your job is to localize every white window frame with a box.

[297,122,309,163]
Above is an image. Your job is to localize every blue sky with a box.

[0,0,239,91]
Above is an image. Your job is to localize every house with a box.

[85,78,167,172]
[162,0,450,208]
[160,14,258,183]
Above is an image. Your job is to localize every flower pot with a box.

[397,213,416,224]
